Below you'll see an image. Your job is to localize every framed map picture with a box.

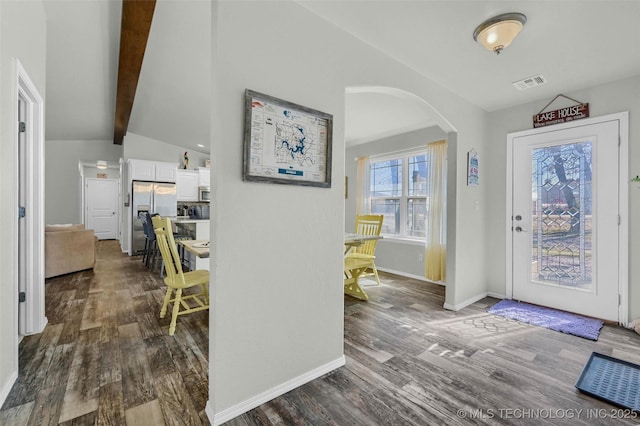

[243,89,333,188]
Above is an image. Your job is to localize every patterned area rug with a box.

[488,299,604,341]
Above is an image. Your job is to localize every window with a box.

[368,150,428,239]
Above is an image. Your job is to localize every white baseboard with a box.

[443,291,489,311]
[208,356,346,425]
[0,370,18,408]
[487,292,505,300]
[205,401,215,424]
[25,316,48,336]
[376,267,445,286]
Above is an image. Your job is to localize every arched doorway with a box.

[344,85,457,294]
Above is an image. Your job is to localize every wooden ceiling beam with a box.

[113,0,156,145]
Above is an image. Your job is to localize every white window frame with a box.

[367,148,428,241]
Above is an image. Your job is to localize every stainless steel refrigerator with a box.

[131,181,177,254]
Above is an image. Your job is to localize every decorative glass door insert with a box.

[531,141,592,290]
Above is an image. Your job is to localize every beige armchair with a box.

[45,224,97,278]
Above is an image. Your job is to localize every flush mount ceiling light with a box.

[473,12,527,55]
[96,160,108,169]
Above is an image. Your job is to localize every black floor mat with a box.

[576,352,640,412]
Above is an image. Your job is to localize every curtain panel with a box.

[424,141,447,282]
[355,156,369,215]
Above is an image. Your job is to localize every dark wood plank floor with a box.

[0,241,209,425]
[234,276,640,426]
[2,241,640,425]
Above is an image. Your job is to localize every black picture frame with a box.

[243,89,333,188]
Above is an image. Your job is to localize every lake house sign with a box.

[533,94,589,128]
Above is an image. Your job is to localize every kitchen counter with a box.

[175,217,209,224]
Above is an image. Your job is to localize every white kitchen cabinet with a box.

[195,221,210,239]
[156,163,177,182]
[129,159,156,181]
[192,221,210,271]
[128,159,178,182]
[197,168,210,187]
[176,170,199,201]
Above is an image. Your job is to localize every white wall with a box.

[0,0,47,405]
[210,1,488,421]
[485,75,640,321]
[45,140,122,224]
[345,126,447,279]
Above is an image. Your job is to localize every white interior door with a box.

[86,178,118,239]
[509,116,624,322]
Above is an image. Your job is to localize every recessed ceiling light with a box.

[197,144,204,148]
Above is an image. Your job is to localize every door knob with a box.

[515,226,526,232]
[515,215,522,221]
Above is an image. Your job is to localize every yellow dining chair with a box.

[152,216,209,335]
[346,214,383,285]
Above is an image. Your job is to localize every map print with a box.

[274,122,316,168]
[248,95,330,184]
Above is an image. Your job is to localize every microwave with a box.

[198,186,211,202]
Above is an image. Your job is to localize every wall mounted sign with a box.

[467,149,479,186]
[97,173,108,179]
[533,94,589,128]
[243,89,333,188]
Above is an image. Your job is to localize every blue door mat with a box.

[575,352,640,412]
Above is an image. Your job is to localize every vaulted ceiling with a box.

[42,1,640,153]
[43,0,210,154]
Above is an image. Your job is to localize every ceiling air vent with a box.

[512,74,547,91]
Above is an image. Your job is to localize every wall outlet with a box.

[418,252,424,262]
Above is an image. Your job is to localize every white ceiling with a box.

[304,0,640,112]
[43,0,121,141]
[345,89,436,146]
[128,0,210,151]
[42,1,640,153]
[310,0,640,145]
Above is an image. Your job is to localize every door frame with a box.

[15,60,47,335]
[506,112,629,326]
[80,162,121,241]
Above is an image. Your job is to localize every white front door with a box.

[507,114,627,322]
[86,178,118,240]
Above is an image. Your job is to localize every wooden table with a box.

[344,233,380,254]
[178,239,210,258]
[344,233,382,301]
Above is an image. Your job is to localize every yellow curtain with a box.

[424,141,447,282]
[355,156,369,215]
